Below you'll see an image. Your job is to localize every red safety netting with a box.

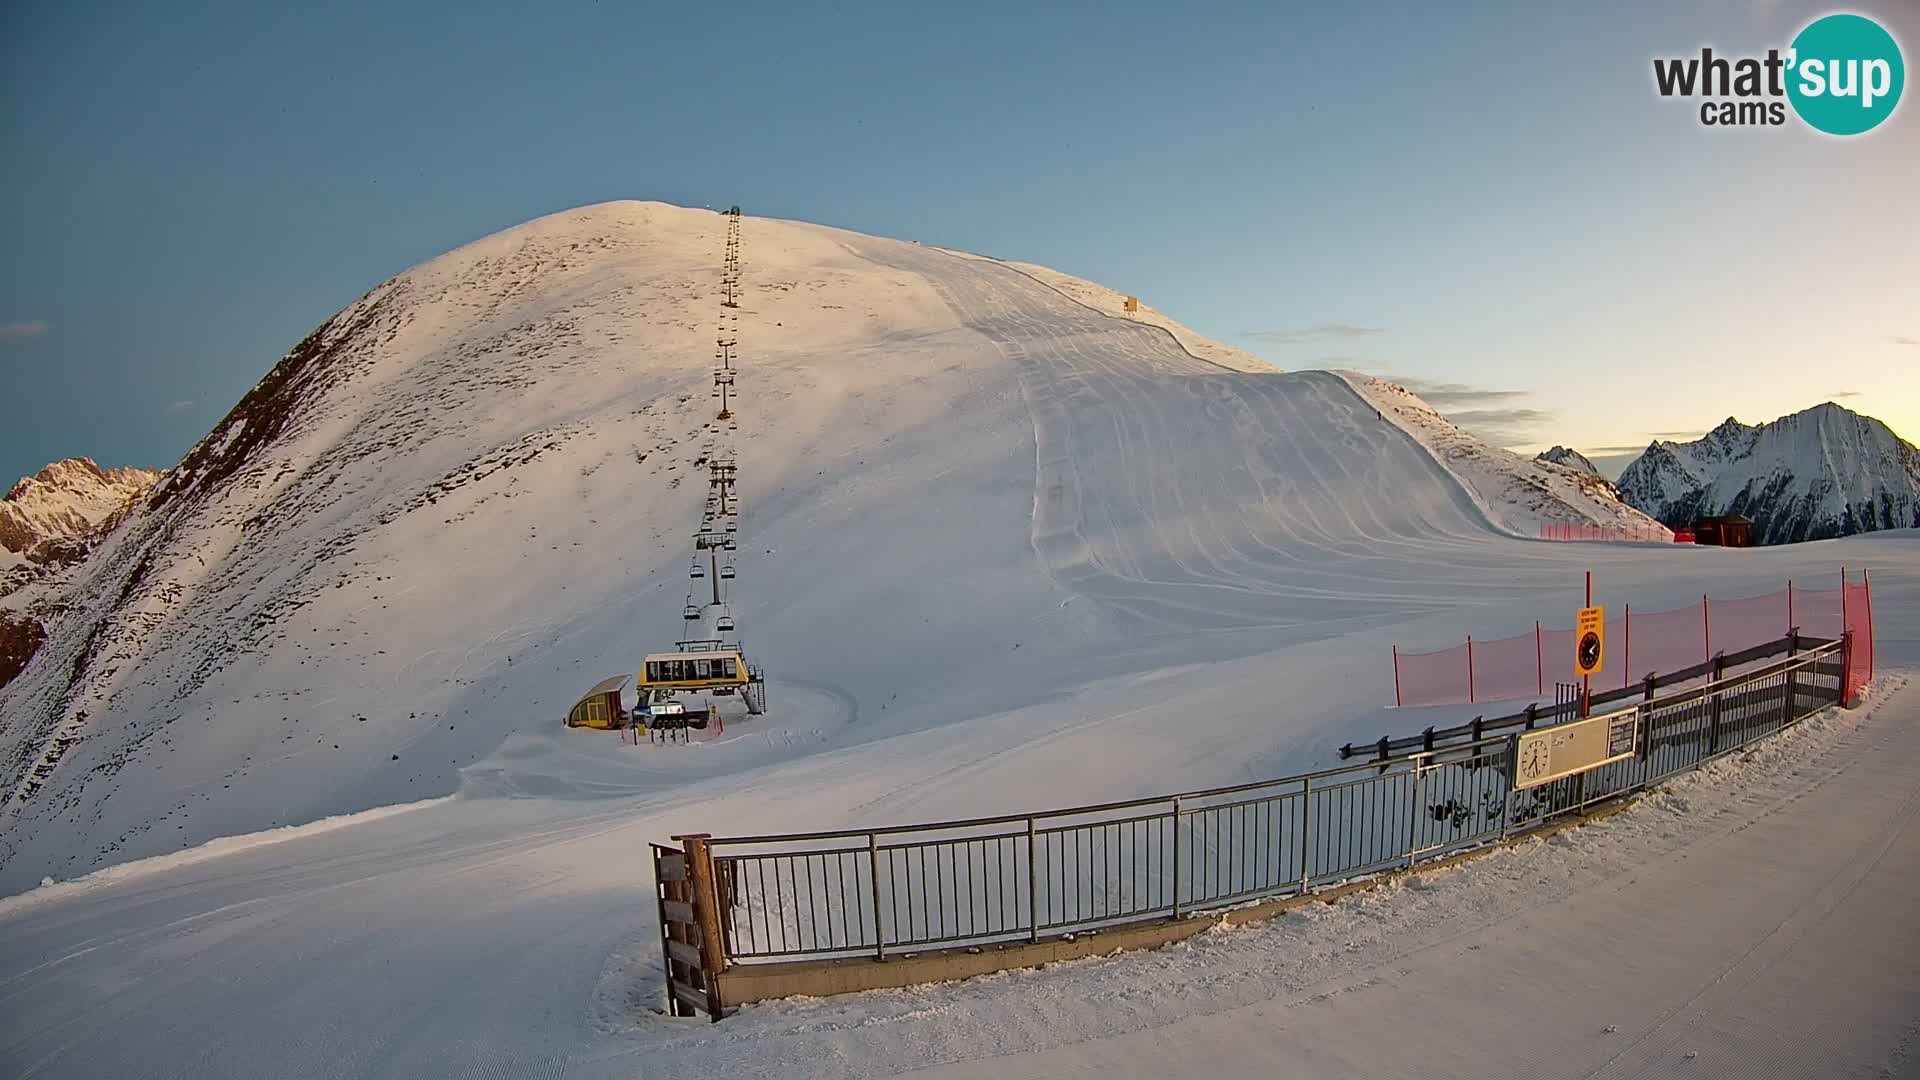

[1845,578,1874,702]
[1793,586,1844,641]
[1395,641,1470,707]
[1391,578,1869,708]
[1538,522,1675,543]
[1470,631,1544,703]
[1619,601,1709,681]
[1708,591,1791,658]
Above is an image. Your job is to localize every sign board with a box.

[1574,605,1606,677]
[1514,707,1638,789]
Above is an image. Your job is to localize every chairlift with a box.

[716,612,736,633]
[690,560,705,579]
[719,563,735,580]
[683,602,700,620]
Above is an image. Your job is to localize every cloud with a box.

[1829,390,1861,399]
[1589,444,1657,454]
[1242,323,1384,345]
[1649,429,1707,440]
[1892,336,1918,346]
[163,400,196,415]
[0,320,50,339]
[1391,377,1531,408]
[1445,407,1556,446]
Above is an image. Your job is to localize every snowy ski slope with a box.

[1,201,1652,890]
[0,202,1914,1078]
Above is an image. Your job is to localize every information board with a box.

[1514,707,1639,790]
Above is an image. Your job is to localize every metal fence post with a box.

[1407,761,1425,868]
[1026,817,1039,942]
[1500,736,1517,841]
[868,832,884,960]
[1707,655,1726,755]
[1299,777,1313,893]
[1171,796,1183,919]
[1783,656,1797,728]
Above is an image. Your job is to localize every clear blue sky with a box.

[3,0,1915,484]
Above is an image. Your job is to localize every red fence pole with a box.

[1623,603,1631,689]
[1865,569,1875,684]
[1467,636,1476,704]
[1392,645,1402,708]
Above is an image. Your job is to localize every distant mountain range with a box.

[1614,403,1920,545]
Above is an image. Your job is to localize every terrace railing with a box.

[658,635,1852,1005]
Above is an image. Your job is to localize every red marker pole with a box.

[1703,593,1712,665]
[1584,570,1592,717]
[1864,569,1875,684]
[1392,645,1402,708]
[1467,636,1476,704]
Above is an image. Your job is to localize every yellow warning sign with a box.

[1574,605,1605,677]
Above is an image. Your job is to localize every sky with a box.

[1,0,1915,486]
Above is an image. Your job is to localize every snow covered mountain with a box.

[0,458,159,568]
[1617,403,1920,544]
[1343,376,1664,538]
[1536,445,1599,475]
[0,201,1661,889]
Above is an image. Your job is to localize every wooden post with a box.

[676,833,728,1020]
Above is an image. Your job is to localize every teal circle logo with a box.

[1787,14,1904,135]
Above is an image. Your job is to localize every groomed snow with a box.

[0,202,1914,1078]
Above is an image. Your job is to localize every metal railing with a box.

[696,637,1847,964]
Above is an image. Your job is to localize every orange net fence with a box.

[1393,574,1875,708]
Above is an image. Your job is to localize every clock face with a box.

[1520,739,1551,781]
[1578,631,1602,672]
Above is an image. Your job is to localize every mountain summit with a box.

[1535,446,1599,475]
[1617,402,1920,544]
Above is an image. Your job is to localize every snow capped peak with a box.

[1619,401,1920,543]
[0,457,160,560]
[1535,446,1599,476]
